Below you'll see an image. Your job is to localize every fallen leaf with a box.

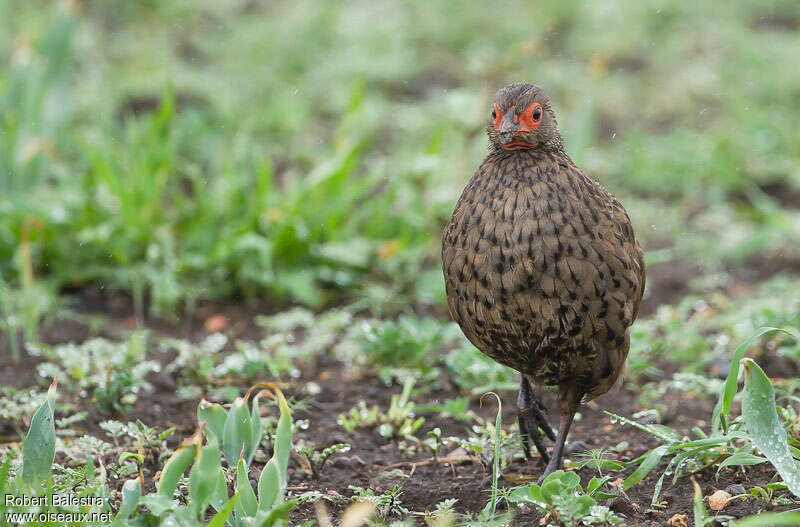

[666,513,688,527]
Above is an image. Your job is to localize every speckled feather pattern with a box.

[442,147,645,412]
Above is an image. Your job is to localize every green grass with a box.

[1,0,799,317]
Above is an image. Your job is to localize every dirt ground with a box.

[1,257,798,526]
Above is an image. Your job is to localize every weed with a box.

[349,485,408,518]
[338,378,425,441]
[508,471,622,526]
[296,441,351,479]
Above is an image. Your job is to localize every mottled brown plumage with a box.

[442,84,645,480]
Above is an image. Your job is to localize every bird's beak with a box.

[499,109,518,144]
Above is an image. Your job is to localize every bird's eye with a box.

[491,109,496,119]
[532,107,542,121]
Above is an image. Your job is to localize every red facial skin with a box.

[493,102,543,150]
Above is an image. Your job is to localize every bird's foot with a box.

[517,376,556,464]
[518,407,552,464]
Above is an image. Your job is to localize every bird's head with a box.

[486,83,561,151]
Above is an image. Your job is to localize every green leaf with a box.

[114,479,141,522]
[253,499,299,527]
[733,512,800,527]
[235,456,258,518]
[224,397,255,469]
[257,459,280,513]
[717,452,767,476]
[138,494,176,517]
[189,441,224,519]
[623,445,668,490]
[21,379,57,490]
[712,328,791,435]
[249,395,263,468]
[208,489,242,527]
[198,400,228,443]
[273,390,293,480]
[741,358,800,497]
[158,431,200,497]
[693,479,709,527]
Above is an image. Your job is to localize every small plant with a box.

[349,485,408,518]
[508,471,622,526]
[338,377,425,440]
[444,343,518,394]
[94,370,136,415]
[296,441,351,478]
[423,427,444,461]
[611,329,800,507]
[567,448,624,477]
[33,332,157,412]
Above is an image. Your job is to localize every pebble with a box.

[725,484,747,496]
[567,440,589,453]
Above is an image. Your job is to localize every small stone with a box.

[708,489,731,511]
[666,513,688,527]
[154,371,176,390]
[330,456,350,468]
[725,484,746,496]
[349,455,366,469]
[567,440,589,453]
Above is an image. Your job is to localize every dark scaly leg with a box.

[517,375,555,463]
[536,411,575,484]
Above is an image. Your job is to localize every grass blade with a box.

[733,512,800,527]
[622,445,668,490]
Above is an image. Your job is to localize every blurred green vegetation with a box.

[1,0,799,317]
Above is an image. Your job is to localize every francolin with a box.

[442,83,645,481]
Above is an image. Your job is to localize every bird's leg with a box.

[536,411,575,484]
[517,375,556,463]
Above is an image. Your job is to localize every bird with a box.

[442,83,645,482]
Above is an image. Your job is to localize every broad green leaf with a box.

[712,328,791,435]
[158,431,200,497]
[741,358,800,497]
[138,494,176,517]
[114,479,141,522]
[235,456,258,518]
[21,379,57,490]
[574,494,596,515]
[733,512,800,527]
[623,445,668,490]
[257,459,280,513]
[198,400,227,443]
[224,398,254,469]
[189,441,224,519]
